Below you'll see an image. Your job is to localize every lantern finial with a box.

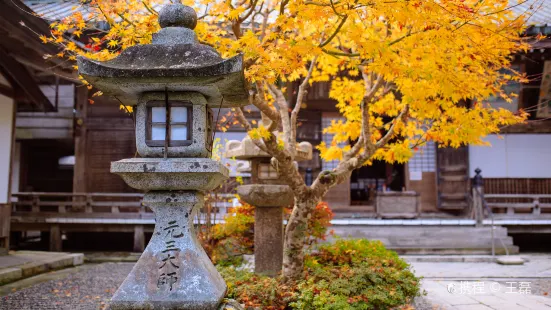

[158,3,197,29]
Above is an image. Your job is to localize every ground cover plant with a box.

[220,239,421,309]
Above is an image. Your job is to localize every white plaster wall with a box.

[469,134,551,178]
[0,95,14,203]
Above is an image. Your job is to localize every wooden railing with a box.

[10,192,239,251]
[12,192,147,218]
[484,194,551,216]
[11,192,238,220]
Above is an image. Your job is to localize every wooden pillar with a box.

[0,204,10,255]
[49,224,62,252]
[133,224,145,252]
[73,86,88,194]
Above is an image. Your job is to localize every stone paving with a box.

[0,251,84,286]
[409,254,551,310]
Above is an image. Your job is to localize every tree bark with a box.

[282,194,319,280]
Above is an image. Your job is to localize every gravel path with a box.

[0,263,133,310]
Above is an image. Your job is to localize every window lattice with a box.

[408,141,436,173]
[321,116,345,171]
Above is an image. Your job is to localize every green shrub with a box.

[219,266,295,309]
[220,239,421,310]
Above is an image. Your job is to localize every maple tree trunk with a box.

[282,194,319,281]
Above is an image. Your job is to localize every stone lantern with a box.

[225,135,312,276]
[77,4,248,309]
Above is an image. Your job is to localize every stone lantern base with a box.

[110,192,226,310]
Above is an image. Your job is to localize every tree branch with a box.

[235,107,270,153]
[310,72,385,196]
[291,56,318,152]
[251,83,280,123]
[360,72,384,143]
[375,104,409,148]
[319,16,348,48]
[267,83,292,150]
[321,47,360,57]
[238,0,258,23]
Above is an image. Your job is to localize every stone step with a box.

[390,246,519,255]
[331,225,518,255]
[385,236,514,247]
[333,226,510,238]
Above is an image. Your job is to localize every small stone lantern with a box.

[78,4,248,309]
[225,135,312,276]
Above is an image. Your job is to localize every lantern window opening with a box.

[146,100,192,147]
[258,163,278,179]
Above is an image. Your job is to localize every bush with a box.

[219,267,295,309]
[221,239,421,310]
[199,203,255,266]
[201,201,334,266]
[294,239,420,310]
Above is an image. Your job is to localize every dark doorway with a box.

[511,233,551,252]
[350,161,405,206]
[19,139,74,193]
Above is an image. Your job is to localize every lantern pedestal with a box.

[110,192,226,310]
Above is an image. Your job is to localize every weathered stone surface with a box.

[0,268,22,285]
[254,206,283,276]
[235,161,251,173]
[375,191,420,219]
[237,184,294,207]
[158,4,197,29]
[110,192,226,310]
[496,256,525,265]
[225,136,313,161]
[111,158,229,191]
[76,3,247,107]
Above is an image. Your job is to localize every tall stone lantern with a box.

[225,135,312,276]
[78,4,248,309]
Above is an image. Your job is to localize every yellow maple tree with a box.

[40,0,535,279]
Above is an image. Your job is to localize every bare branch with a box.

[267,83,292,149]
[343,136,363,161]
[261,133,309,194]
[238,0,259,23]
[319,16,348,48]
[321,47,360,57]
[360,72,384,143]
[374,104,409,148]
[310,72,387,196]
[291,56,318,151]
[251,83,280,123]
[235,107,270,153]
[280,0,290,14]
[236,106,253,131]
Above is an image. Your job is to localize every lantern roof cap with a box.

[77,3,248,107]
[224,135,313,161]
